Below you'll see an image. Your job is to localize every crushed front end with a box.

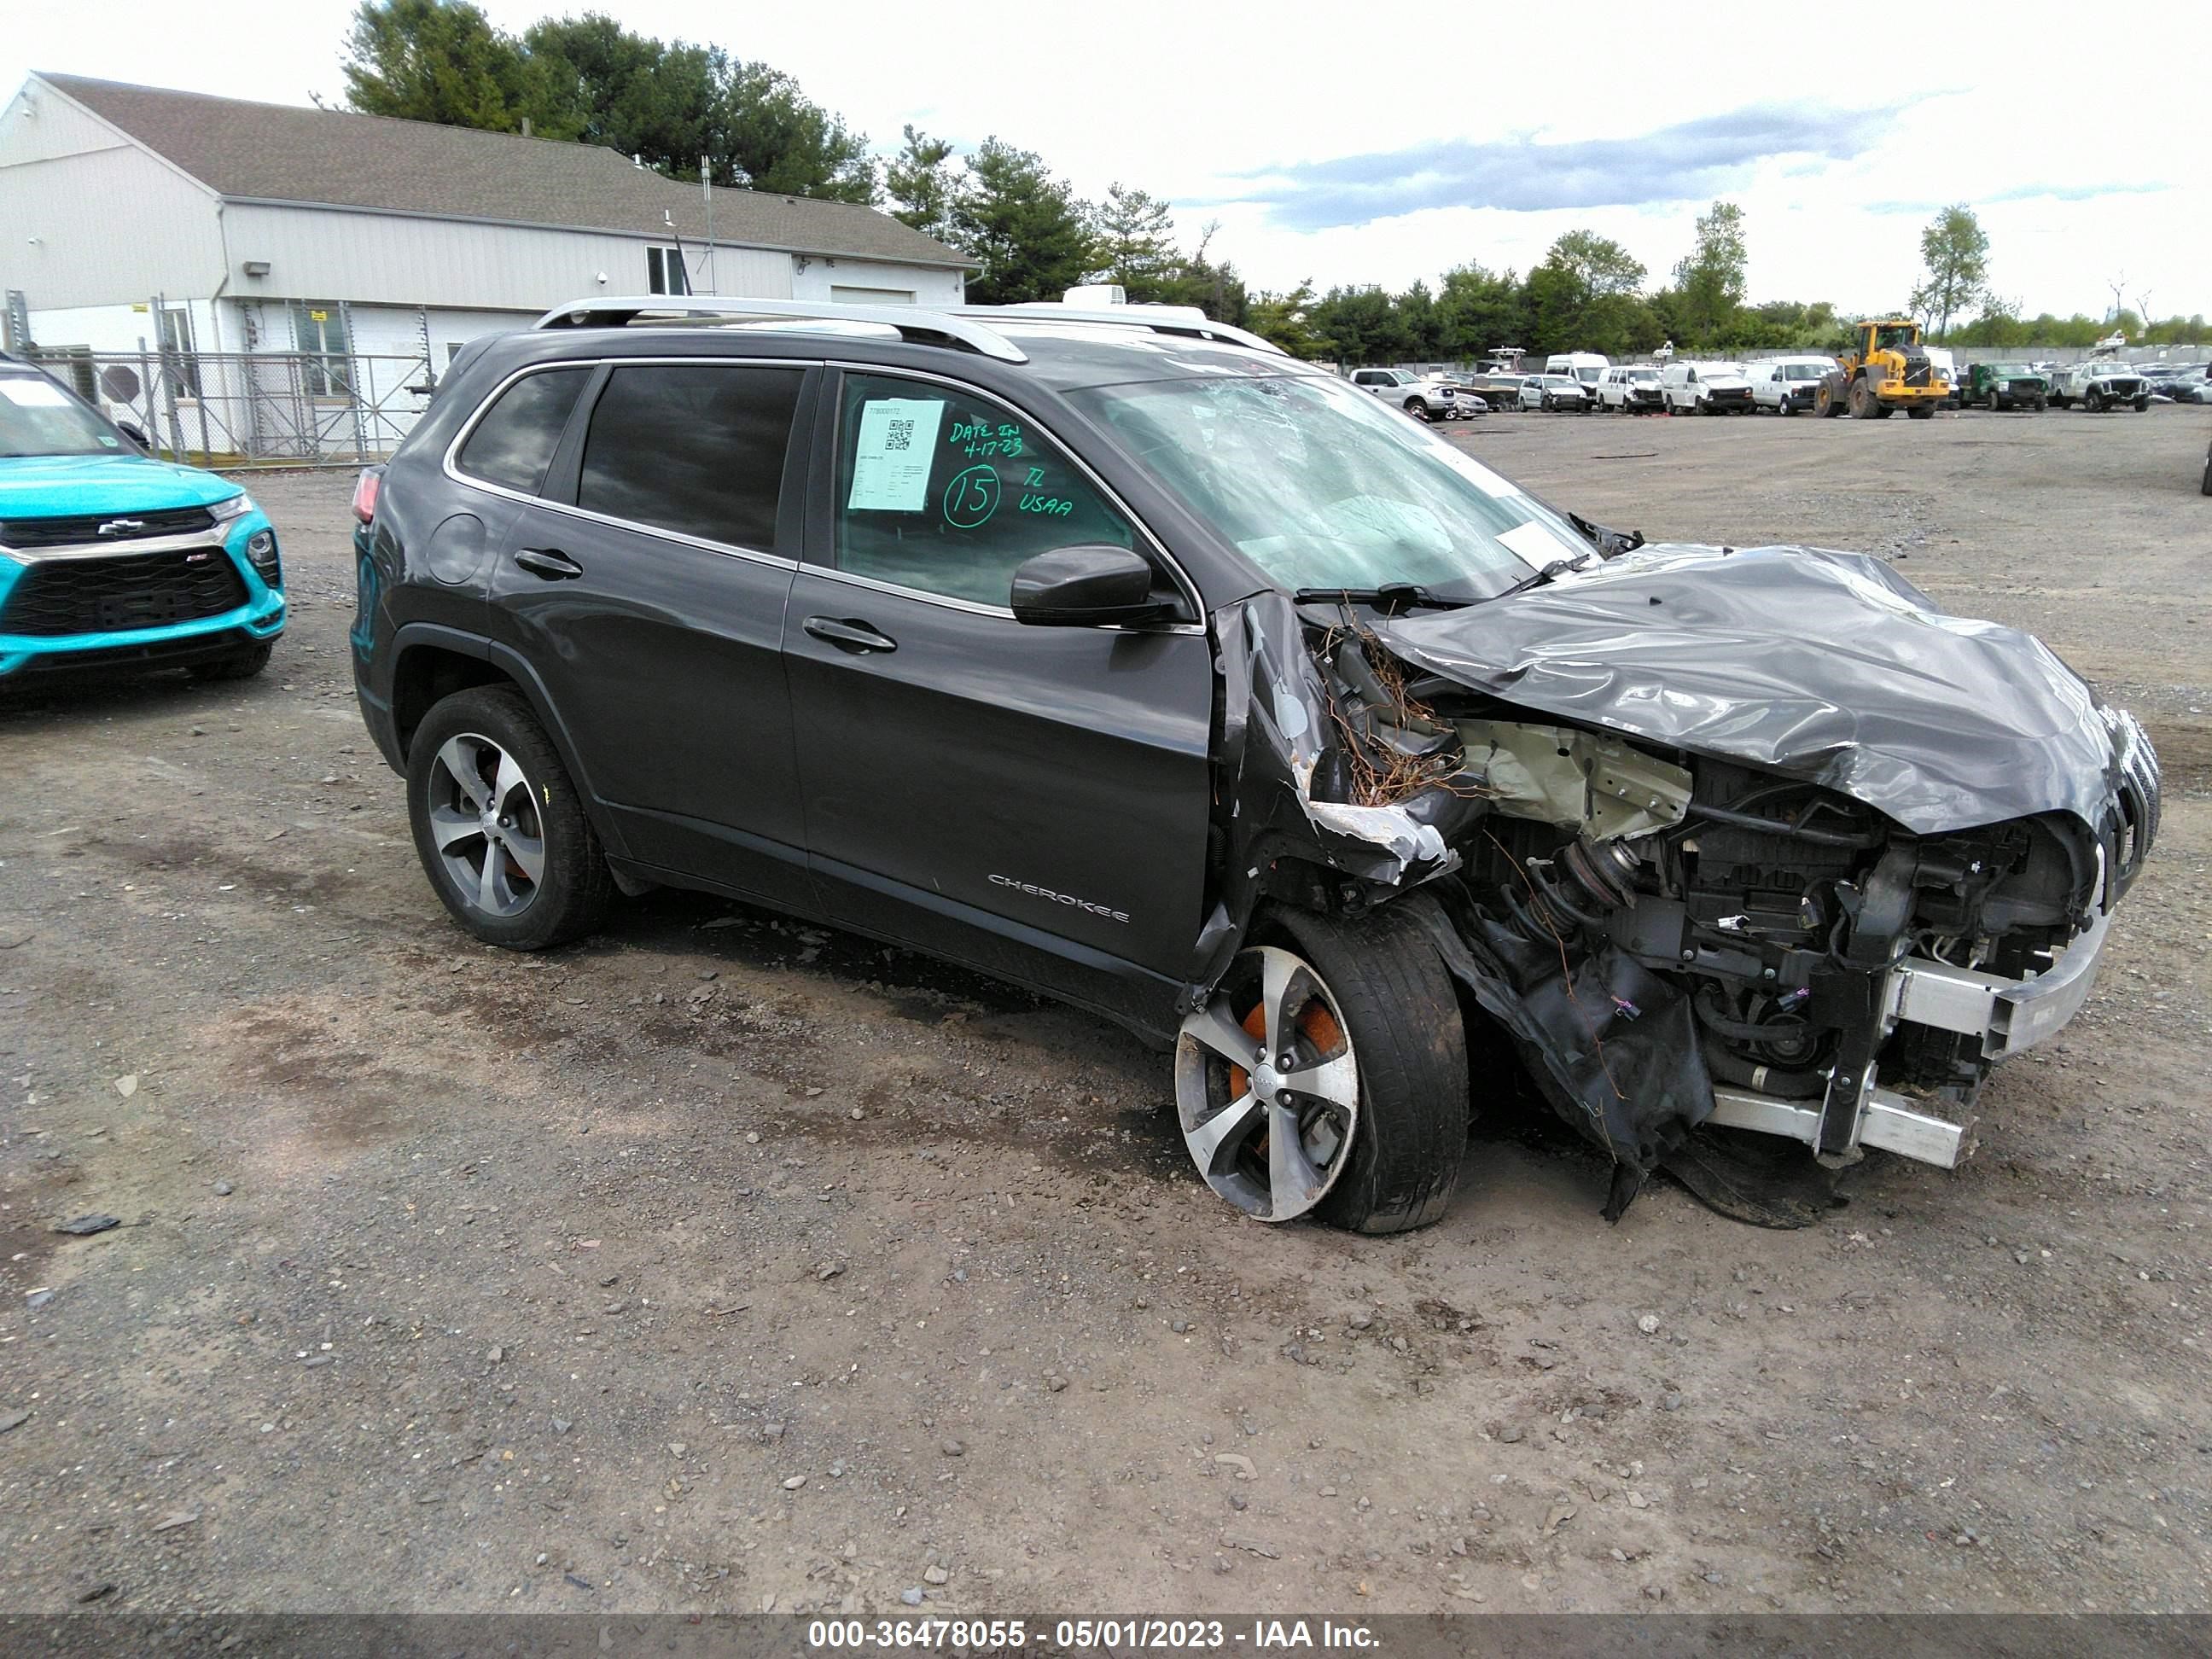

[1193,544,2159,1218]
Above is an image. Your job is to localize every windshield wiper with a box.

[1485,557,1588,602]
[1291,582,1470,613]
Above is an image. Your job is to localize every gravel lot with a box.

[2,402,2209,1617]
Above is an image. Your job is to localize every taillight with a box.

[351,467,382,526]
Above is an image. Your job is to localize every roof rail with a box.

[978,303,1289,358]
[531,297,1028,364]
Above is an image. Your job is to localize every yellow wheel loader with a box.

[1816,319,1952,420]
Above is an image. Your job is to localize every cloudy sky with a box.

[7,0,2205,319]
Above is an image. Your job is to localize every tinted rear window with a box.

[578,364,803,550]
[456,369,591,494]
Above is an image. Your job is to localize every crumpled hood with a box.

[0,453,241,521]
[1373,543,2129,835]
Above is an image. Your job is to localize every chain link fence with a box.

[26,346,439,469]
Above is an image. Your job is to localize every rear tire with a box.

[187,640,273,682]
[407,685,615,952]
[1907,404,1935,420]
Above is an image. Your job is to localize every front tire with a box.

[407,685,614,951]
[1174,905,1467,1234]
[187,640,273,682]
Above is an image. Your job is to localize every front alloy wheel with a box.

[1173,908,1468,1233]
[1176,946,1359,1224]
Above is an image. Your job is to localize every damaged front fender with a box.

[1186,592,1462,995]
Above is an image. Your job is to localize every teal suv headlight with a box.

[246,528,282,586]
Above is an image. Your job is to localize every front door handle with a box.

[803,615,898,654]
[514,546,585,580]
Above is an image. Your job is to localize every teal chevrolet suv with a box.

[0,356,283,683]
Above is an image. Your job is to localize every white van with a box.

[1747,355,1837,415]
[1597,364,1664,413]
[1544,352,1611,393]
[1660,361,1755,415]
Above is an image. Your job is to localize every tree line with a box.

[339,3,2207,355]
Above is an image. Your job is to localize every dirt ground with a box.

[1,402,2208,1618]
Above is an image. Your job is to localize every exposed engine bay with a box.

[1191,542,2161,1220]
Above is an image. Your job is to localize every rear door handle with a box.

[514,547,585,580]
[803,615,897,654]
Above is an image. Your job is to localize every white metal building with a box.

[0,73,974,370]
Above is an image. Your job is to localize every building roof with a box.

[34,73,974,270]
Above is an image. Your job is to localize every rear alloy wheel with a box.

[408,686,614,950]
[1173,906,1467,1233]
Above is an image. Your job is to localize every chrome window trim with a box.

[439,353,1208,633]
[818,359,1208,633]
[439,357,807,573]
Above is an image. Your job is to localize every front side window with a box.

[456,368,591,495]
[1068,371,1587,600]
[833,372,1137,608]
[578,364,802,550]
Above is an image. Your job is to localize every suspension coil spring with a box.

[1526,836,1644,932]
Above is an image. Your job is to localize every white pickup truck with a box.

[1348,367,1463,422]
[2048,360,2151,412]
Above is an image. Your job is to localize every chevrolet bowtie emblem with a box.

[96,518,148,537]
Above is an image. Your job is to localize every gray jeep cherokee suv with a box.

[352,298,2158,1232]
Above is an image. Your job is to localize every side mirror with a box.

[1010,544,1169,627]
[115,420,152,451]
